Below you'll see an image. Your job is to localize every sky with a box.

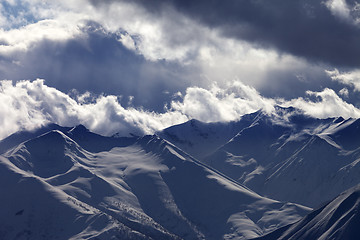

[1,0,360,138]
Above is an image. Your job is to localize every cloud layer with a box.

[130,0,360,67]
[1,79,360,140]
[1,0,360,140]
[1,0,359,112]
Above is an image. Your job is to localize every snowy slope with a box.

[157,112,259,159]
[211,113,360,208]
[0,126,310,240]
[256,134,360,208]
[253,184,360,240]
[329,118,360,151]
[0,123,70,154]
[160,107,360,208]
[2,130,175,240]
[0,123,138,154]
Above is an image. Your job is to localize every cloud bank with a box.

[129,0,360,67]
[1,79,360,140]
[0,79,187,138]
[1,0,359,113]
[2,1,360,141]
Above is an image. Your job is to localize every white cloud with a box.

[0,79,188,139]
[0,18,84,55]
[1,79,359,141]
[1,1,360,141]
[283,88,360,119]
[0,0,324,91]
[326,0,351,20]
[171,81,275,122]
[325,0,360,25]
[325,68,360,92]
[339,88,349,97]
[118,32,137,51]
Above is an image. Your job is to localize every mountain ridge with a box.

[158,107,360,208]
[2,106,360,239]
[253,184,360,240]
[0,123,310,240]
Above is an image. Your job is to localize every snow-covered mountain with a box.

[0,123,137,154]
[159,106,360,208]
[0,125,310,240]
[157,113,258,159]
[253,184,360,240]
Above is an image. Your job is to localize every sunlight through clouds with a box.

[1,0,360,140]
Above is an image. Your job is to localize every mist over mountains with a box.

[1,106,360,239]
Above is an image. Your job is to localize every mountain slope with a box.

[254,184,360,240]
[0,123,70,154]
[0,123,137,155]
[208,114,360,208]
[157,112,259,159]
[160,107,360,208]
[0,126,310,240]
[0,155,149,240]
[2,130,176,239]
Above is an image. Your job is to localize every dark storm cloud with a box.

[0,22,194,112]
[108,0,360,68]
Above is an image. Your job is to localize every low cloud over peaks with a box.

[1,0,360,139]
[0,79,188,138]
[1,79,360,140]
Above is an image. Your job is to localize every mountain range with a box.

[159,106,360,208]
[1,106,360,239]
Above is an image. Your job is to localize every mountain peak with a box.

[7,130,79,178]
[25,130,75,153]
[0,123,71,154]
[68,124,89,134]
[333,116,345,123]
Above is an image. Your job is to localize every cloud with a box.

[1,0,360,119]
[326,68,360,91]
[0,22,197,111]
[171,82,275,122]
[1,79,360,141]
[339,87,349,97]
[128,0,360,67]
[326,0,360,23]
[0,18,83,55]
[283,88,360,119]
[0,0,353,109]
[0,79,188,139]
[325,0,351,20]
[0,1,329,113]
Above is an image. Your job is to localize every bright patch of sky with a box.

[0,0,40,29]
